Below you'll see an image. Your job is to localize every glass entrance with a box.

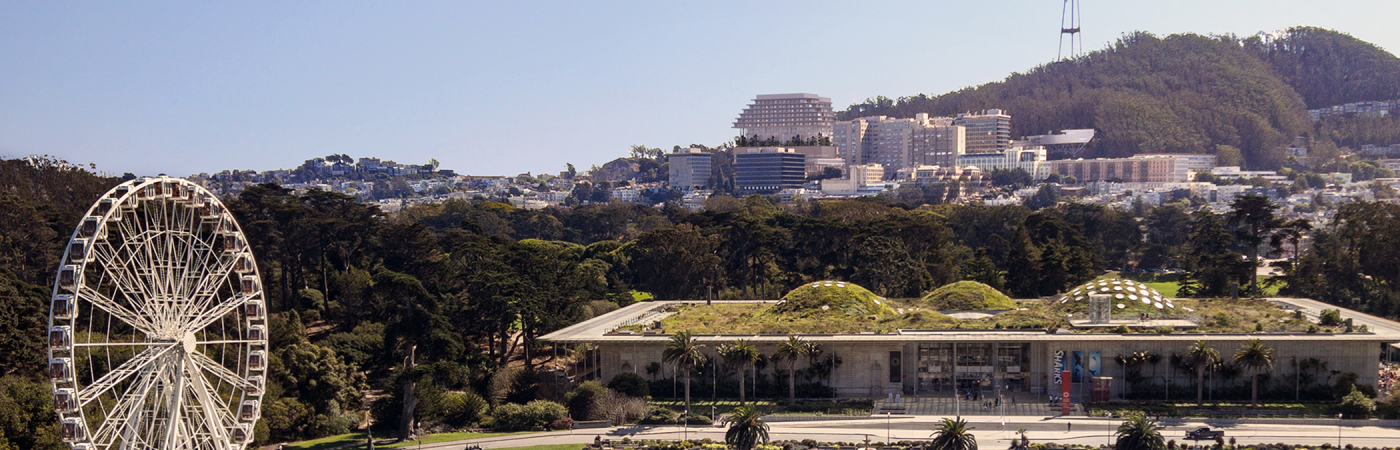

[917,342,1032,393]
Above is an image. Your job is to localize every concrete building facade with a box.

[834,114,965,175]
[667,148,713,191]
[1048,154,1217,183]
[733,93,836,144]
[956,146,1050,179]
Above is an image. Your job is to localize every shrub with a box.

[566,381,608,419]
[639,407,678,424]
[441,390,489,427]
[1336,385,1376,419]
[680,412,712,426]
[1320,309,1343,327]
[608,372,650,398]
[592,390,650,424]
[489,367,541,405]
[1113,324,1130,334]
[549,417,575,430]
[492,400,568,431]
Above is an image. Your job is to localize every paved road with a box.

[392,416,1400,450]
[1270,297,1400,339]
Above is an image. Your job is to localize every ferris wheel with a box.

[47,177,267,450]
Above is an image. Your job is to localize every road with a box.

[394,416,1400,449]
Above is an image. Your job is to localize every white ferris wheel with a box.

[47,177,267,450]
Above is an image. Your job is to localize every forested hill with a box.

[840,27,1400,170]
[1250,27,1400,109]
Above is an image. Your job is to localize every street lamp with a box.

[886,411,891,444]
[1337,413,1343,448]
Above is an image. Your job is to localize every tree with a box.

[1184,341,1220,407]
[774,335,812,404]
[1114,413,1166,450]
[1233,339,1276,407]
[929,417,978,450]
[1228,195,1283,295]
[1178,210,1249,297]
[662,331,707,414]
[723,405,770,450]
[719,340,760,404]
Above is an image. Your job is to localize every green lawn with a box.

[285,433,364,450]
[1106,272,1181,298]
[288,431,527,450]
[496,445,585,450]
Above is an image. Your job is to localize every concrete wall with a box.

[592,338,1381,401]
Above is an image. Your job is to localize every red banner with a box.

[1060,370,1072,415]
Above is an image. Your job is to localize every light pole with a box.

[886,411,891,444]
[1337,413,1343,448]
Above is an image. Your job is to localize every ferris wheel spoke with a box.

[79,343,178,407]
[181,296,251,336]
[183,355,234,447]
[188,351,254,392]
[76,285,157,335]
[91,368,159,445]
[90,242,161,322]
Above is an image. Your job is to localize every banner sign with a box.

[1088,351,1101,378]
[1071,351,1084,383]
[1052,350,1065,384]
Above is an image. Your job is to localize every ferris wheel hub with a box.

[181,331,197,354]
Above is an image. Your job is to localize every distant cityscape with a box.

[184,92,1400,227]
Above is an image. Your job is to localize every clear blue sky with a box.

[2,1,1396,178]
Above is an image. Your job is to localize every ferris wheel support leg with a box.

[163,354,188,450]
[185,354,232,450]
[113,371,159,450]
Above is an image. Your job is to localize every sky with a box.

[2,1,1397,178]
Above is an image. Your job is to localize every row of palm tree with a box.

[1185,339,1276,407]
[664,332,829,413]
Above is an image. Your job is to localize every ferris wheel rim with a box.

[47,176,267,450]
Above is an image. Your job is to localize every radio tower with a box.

[1058,0,1082,60]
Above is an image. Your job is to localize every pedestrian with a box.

[1067,422,1072,432]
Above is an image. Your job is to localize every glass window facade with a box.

[917,343,1031,393]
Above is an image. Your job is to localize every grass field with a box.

[495,445,585,450]
[287,431,527,450]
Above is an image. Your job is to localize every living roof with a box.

[918,281,1016,311]
[622,296,1328,336]
[770,281,896,318]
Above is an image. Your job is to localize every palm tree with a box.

[930,417,978,450]
[720,339,760,404]
[774,335,812,404]
[1234,339,1276,407]
[723,405,770,450]
[1185,341,1220,407]
[663,331,707,414]
[1114,413,1165,450]
[1014,429,1030,450]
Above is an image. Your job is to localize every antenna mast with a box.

[1058,0,1082,60]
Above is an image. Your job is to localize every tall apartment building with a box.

[953,109,1012,154]
[833,113,965,175]
[667,148,712,191]
[735,147,807,194]
[733,93,836,143]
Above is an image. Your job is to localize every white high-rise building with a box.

[833,114,965,175]
[733,93,835,144]
[953,109,1012,154]
[668,148,712,191]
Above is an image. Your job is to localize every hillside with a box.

[840,27,1400,169]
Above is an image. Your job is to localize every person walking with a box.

[1067,422,1072,432]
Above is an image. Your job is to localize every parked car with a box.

[1185,427,1224,440]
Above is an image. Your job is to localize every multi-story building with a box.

[735,147,807,194]
[821,164,886,196]
[834,114,965,175]
[1048,154,1218,183]
[667,148,713,191]
[733,93,836,144]
[954,109,1012,154]
[957,146,1050,179]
